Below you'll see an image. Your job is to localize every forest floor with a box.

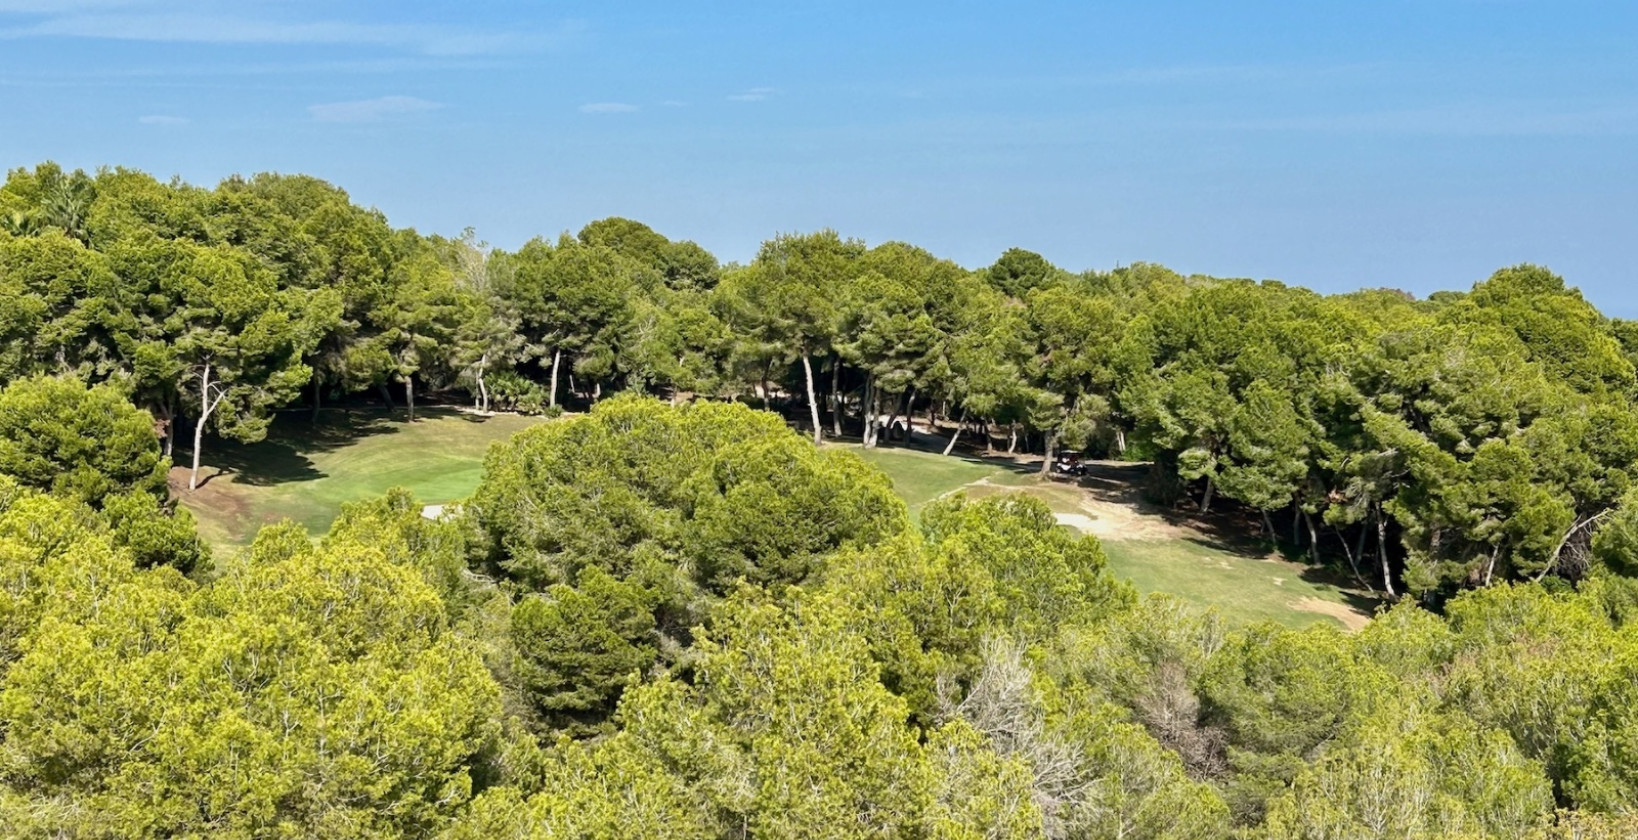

[851,436,1378,631]
[173,407,544,550]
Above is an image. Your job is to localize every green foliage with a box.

[7,161,1638,837]
[0,496,503,837]
[511,568,657,733]
[474,395,907,733]
[985,247,1062,298]
[0,375,167,506]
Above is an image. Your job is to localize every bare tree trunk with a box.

[801,351,822,445]
[378,383,395,409]
[157,399,176,457]
[1007,423,1018,454]
[549,347,562,408]
[1199,476,1215,514]
[1039,429,1058,476]
[759,358,772,412]
[830,357,843,438]
[1261,509,1276,537]
[943,409,967,456]
[1535,510,1617,583]
[311,370,322,423]
[1292,505,1302,545]
[188,363,224,492]
[1302,509,1321,563]
[1115,427,1127,456]
[405,373,416,422]
[1376,507,1396,598]
[593,380,602,402]
[1333,523,1368,587]
[884,387,912,444]
[863,377,879,448]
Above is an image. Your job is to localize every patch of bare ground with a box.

[1292,596,1372,632]
[964,458,1378,631]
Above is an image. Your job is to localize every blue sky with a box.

[2,1,1634,315]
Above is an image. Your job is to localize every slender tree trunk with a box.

[157,399,176,457]
[943,409,967,456]
[1261,509,1276,537]
[1007,423,1019,454]
[830,357,843,438]
[476,353,490,412]
[405,373,416,422]
[593,380,602,402]
[1291,505,1302,545]
[1483,544,1501,587]
[1199,476,1216,514]
[758,357,773,412]
[188,363,216,491]
[884,387,912,444]
[311,370,322,423]
[378,383,395,409]
[801,351,822,445]
[1333,523,1369,587]
[863,377,879,448]
[1040,430,1058,476]
[1376,506,1396,597]
[549,347,562,408]
[1115,427,1127,456]
[1302,509,1321,563]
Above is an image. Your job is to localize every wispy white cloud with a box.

[0,4,583,56]
[309,95,442,123]
[0,1,139,11]
[137,114,187,125]
[727,86,777,102]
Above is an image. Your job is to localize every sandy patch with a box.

[983,476,1185,541]
[1292,596,1371,632]
[1054,512,1096,531]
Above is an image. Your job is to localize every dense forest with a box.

[4,161,1638,837]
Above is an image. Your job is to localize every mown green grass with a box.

[844,446,1004,518]
[176,407,544,548]
[1100,539,1371,630]
[178,416,1371,628]
[851,444,1373,629]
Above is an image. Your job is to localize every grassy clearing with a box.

[175,407,544,548]
[1101,540,1372,630]
[851,444,1374,630]
[175,412,1372,629]
[845,446,1005,518]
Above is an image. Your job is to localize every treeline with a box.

[6,162,1638,601]
[4,395,1638,837]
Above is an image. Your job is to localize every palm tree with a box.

[40,180,90,243]
[0,208,38,237]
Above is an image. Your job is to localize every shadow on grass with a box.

[184,406,483,488]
